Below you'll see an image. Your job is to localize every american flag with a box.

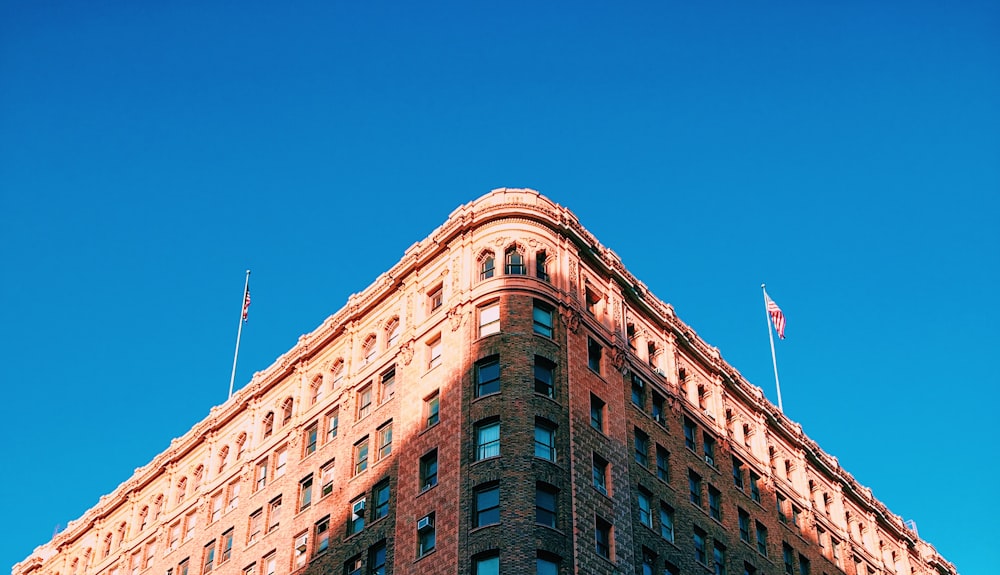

[765,292,785,339]
[242,287,251,322]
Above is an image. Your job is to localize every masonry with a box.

[14,189,956,575]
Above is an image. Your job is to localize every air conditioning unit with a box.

[655,368,667,377]
[705,455,715,466]
[703,409,715,420]
[352,500,366,515]
[417,515,434,532]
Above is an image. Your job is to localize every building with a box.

[14,189,955,575]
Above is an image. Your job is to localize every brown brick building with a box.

[14,189,955,575]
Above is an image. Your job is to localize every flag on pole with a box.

[242,286,251,322]
[765,292,785,339]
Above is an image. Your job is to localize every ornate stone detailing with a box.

[611,347,627,374]
[560,308,580,333]
[447,306,466,332]
[400,342,414,366]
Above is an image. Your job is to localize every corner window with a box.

[479,301,500,336]
[535,250,549,281]
[587,337,602,373]
[533,419,556,461]
[474,483,500,527]
[505,247,525,275]
[535,482,557,527]
[476,356,500,397]
[533,356,555,397]
[479,252,495,281]
[532,301,553,337]
[475,420,500,460]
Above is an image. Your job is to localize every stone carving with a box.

[560,308,580,333]
[447,306,466,332]
[568,259,578,296]
[612,347,627,374]
[452,256,461,294]
[400,342,414,366]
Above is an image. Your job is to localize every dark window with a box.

[534,420,556,461]
[590,394,605,432]
[373,481,390,520]
[652,392,666,425]
[536,251,549,281]
[739,508,751,542]
[656,445,670,481]
[631,373,645,408]
[592,453,609,495]
[476,356,501,397]
[694,527,707,564]
[756,522,769,556]
[684,417,696,450]
[587,337,602,373]
[732,457,745,490]
[634,428,649,467]
[689,470,703,506]
[783,544,794,575]
[474,484,500,527]
[533,301,553,337]
[535,483,557,528]
[417,513,435,557]
[369,542,386,575]
[703,432,717,466]
[595,517,612,559]
[534,356,555,397]
[709,486,722,520]
[475,420,500,460]
[750,472,761,502]
[480,256,495,280]
[505,248,526,274]
[419,450,438,491]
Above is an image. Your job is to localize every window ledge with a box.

[416,484,438,498]
[414,549,437,563]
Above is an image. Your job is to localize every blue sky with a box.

[2,1,997,573]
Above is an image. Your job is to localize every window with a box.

[373,481,390,520]
[379,368,395,404]
[732,457,745,490]
[178,559,189,575]
[474,484,500,527]
[537,554,558,575]
[709,486,722,520]
[348,497,365,535]
[326,407,340,442]
[274,446,287,478]
[585,286,600,315]
[592,453,609,495]
[505,246,526,274]
[693,527,707,565]
[203,541,216,573]
[281,398,293,426]
[427,336,442,369]
[376,421,393,460]
[310,375,323,406]
[590,394,605,432]
[357,385,373,420]
[535,251,549,281]
[535,483,557,528]
[361,335,377,365]
[417,512,436,557]
[220,530,233,564]
[424,391,440,427]
[534,420,556,461]
[480,254,495,280]
[299,475,313,511]
[385,317,400,348]
[475,420,500,460]
[331,359,345,389]
[211,491,223,523]
[637,489,653,528]
[479,302,500,336]
[354,437,369,475]
[183,511,197,542]
[533,301,553,337]
[369,542,386,575]
[634,428,649,467]
[254,458,268,492]
[713,543,727,575]
[738,508,751,543]
[595,517,612,559]
[320,460,336,498]
[262,553,275,575]
[652,392,666,425]
[267,497,281,533]
[345,555,363,575]
[476,356,500,396]
[689,470,703,506]
[783,544,794,575]
[304,423,318,457]
[262,412,274,439]
[756,522,769,556]
[587,337,602,373]
[428,284,443,311]
[226,479,240,512]
[659,504,675,543]
[175,477,187,506]
[130,550,140,575]
[169,521,181,551]
[631,373,645,408]
[143,542,156,571]
[777,493,788,524]
[655,445,670,481]
[703,432,717,466]
[420,449,438,491]
[683,418,696,450]
[792,505,802,528]
[831,537,842,568]
[750,471,761,502]
[533,356,555,397]
[247,510,262,545]
[293,531,309,569]
[798,555,810,575]
[474,554,499,575]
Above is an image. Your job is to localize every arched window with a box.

[362,334,377,365]
[647,341,657,368]
[217,445,230,474]
[385,317,400,348]
[262,412,274,439]
[192,464,204,493]
[82,549,92,570]
[175,477,188,505]
[626,323,637,350]
[535,250,549,281]
[236,432,247,460]
[138,506,149,532]
[151,494,163,520]
[115,522,127,549]
[70,559,79,575]
[101,534,113,558]
[310,374,324,405]
[281,398,294,426]
[331,359,345,390]
[479,251,496,280]
[505,246,525,275]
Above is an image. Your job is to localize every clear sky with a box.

[2,1,997,573]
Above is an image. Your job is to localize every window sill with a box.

[414,548,437,563]
[416,483,438,498]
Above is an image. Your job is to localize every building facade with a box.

[15,189,955,575]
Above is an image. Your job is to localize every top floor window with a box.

[476,356,501,397]
[479,301,500,337]
[262,411,274,439]
[428,284,443,312]
[480,253,495,280]
[505,247,526,275]
[385,317,400,348]
[535,251,549,281]
[331,359,345,390]
[281,398,294,426]
[362,334,377,365]
[533,301,553,338]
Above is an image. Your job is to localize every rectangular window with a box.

[474,484,500,527]
[738,508,751,542]
[377,422,393,461]
[475,420,500,460]
[831,538,842,568]
[683,417,697,450]
[202,541,215,573]
[533,301,553,337]
[693,528,707,565]
[262,553,275,575]
[226,479,240,512]
[756,522,769,556]
[534,420,556,461]
[585,287,600,316]
[313,515,330,555]
[535,482,557,527]
[595,517,612,559]
[293,531,308,569]
[178,559,189,575]
[299,475,314,511]
[709,486,722,520]
[590,394,605,432]
[732,457,744,490]
[689,470,703,506]
[799,555,810,575]
[655,445,670,481]
[369,543,386,575]
[659,504,675,543]
[345,555,363,575]
[631,373,645,408]
[428,284,443,311]
[474,554,499,575]
[183,511,197,542]
[420,449,438,491]
[304,423,318,457]
[267,497,281,533]
[247,509,262,545]
[750,471,761,503]
[354,437,369,475]
[480,302,500,336]
[417,512,436,557]
[783,544,794,575]
[220,530,233,564]
[637,490,652,528]
[348,497,366,535]
[379,367,395,404]
[777,493,788,524]
[320,460,336,498]
[703,432,716,466]
[357,385,373,420]
[274,446,287,479]
[325,407,340,442]
[169,521,181,551]
[242,564,255,575]
[424,391,440,428]
[476,356,500,396]
[254,458,268,492]
[533,356,555,397]
[651,392,666,425]
[210,491,223,523]
[592,453,609,495]
[713,543,727,575]
[373,481,390,520]
[634,428,649,467]
[427,336,442,369]
[587,337,602,373]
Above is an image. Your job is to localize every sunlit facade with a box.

[15,189,955,575]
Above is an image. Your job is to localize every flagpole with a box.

[762,284,783,412]
[228,270,251,400]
